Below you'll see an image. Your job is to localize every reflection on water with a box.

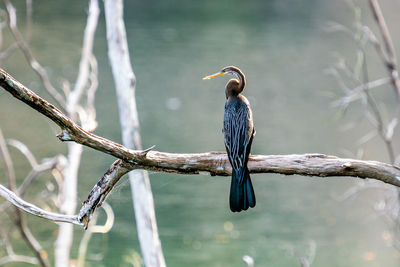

[0,0,399,266]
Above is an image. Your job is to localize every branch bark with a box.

[1,67,400,225]
[77,153,400,227]
[1,65,400,177]
[1,67,399,181]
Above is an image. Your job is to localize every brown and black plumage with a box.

[203,66,256,212]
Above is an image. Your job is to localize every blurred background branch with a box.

[3,0,66,109]
[0,129,50,266]
[0,229,38,265]
[54,0,99,265]
[369,0,400,99]
[77,202,114,267]
[103,0,166,265]
[0,183,81,225]
[1,0,102,266]
[327,0,400,252]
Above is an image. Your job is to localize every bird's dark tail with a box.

[229,167,256,212]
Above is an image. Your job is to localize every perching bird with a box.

[203,66,256,212]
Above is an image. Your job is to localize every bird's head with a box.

[203,66,246,97]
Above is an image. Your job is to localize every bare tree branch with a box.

[0,129,16,190]
[78,159,129,229]
[0,150,63,215]
[1,67,399,182]
[66,0,99,117]
[0,130,77,266]
[54,143,82,267]
[13,217,49,267]
[330,50,397,163]
[77,152,400,227]
[77,202,114,267]
[3,0,66,109]
[0,43,18,61]
[329,1,400,252]
[0,67,134,159]
[54,0,100,265]
[25,0,32,44]
[0,184,81,225]
[0,129,49,267]
[1,65,400,230]
[369,0,400,98]
[1,139,64,198]
[0,254,38,265]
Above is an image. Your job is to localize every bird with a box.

[203,66,256,212]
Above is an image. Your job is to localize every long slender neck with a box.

[232,70,245,92]
[220,66,247,98]
[225,69,246,98]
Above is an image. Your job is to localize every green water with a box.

[0,0,399,266]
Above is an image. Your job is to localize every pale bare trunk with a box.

[54,0,100,265]
[104,0,166,266]
[55,143,82,267]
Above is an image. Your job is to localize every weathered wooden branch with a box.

[1,67,400,227]
[0,184,81,225]
[0,68,140,163]
[77,152,400,228]
[78,159,129,228]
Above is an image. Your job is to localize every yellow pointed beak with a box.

[202,72,226,80]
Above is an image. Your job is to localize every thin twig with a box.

[0,184,82,225]
[77,202,114,267]
[0,130,50,267]
[331,1,400,252]
[361,52,396,164]
[66,0,100,117]
[333,52,396,163]
[3,0,66,109]
[0,42,18,60]
[25,0,32,44]
[17,157,62,197]
[0,254,38,265]
[369,0,400,99]
[5,139,64,197]
[6,139,38,166]
[0,129,16,190]
[55,1,100,265]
